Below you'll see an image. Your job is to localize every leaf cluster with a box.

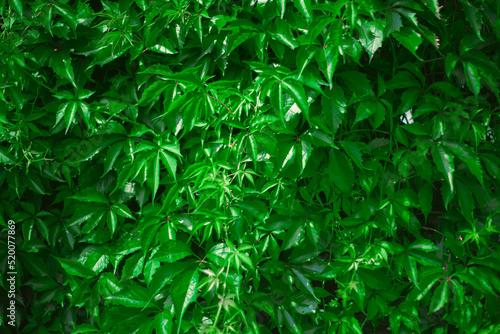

[1,0,500,333]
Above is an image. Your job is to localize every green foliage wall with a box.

[1,0,500,333]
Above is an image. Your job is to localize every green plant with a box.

[1,0,499,333]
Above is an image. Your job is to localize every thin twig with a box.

[422,226,446,237]
[421,56,446,63]
[209,95,233,114]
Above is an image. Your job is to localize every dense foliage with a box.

[1,0,500,333]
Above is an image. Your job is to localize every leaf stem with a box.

[209,94,233,114]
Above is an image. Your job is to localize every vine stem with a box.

[421,226,446,237]
[209,94,233,114]
[421,56,446,63]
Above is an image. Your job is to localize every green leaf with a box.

[8,0,23,18]
[296,47,315,79]
[282,221,305,250]
[281,144,296,171]
[274,21,299,50]
[277,0,286,18]
[103,142,124,176]
[70,188,108,204]
[354,99,382,125]
[464,61,481,96]
[456,179,474,223]
[339,71,374,98]
[357,269,391,290]
[443,142,483,187]
[146,262,187,305]
[329,150,354,193]
[316,45,339,90]
[343,316,363,334]
[159,151,177,180]
[445,53,459,79]
[0,147,16,164]
[392,27,423,60]
[112,204,134,219]
[462,1,483,40]
[151,153,160,203]
[418,183,433,222]
[408,239,439,252]
[298,140,312,174]
[404,255,418,287]
[25,277,59,292]
[340,141,365,169]
[172,267,199,334]
[432,145,455,193]
[408,250,443,267]
[293,0,313,23]
[271,82,285,126]
[25,174,50,195]
[71,324,99,333]
[64,101,78,134]
[107,210,118,236]
[106,285,149,308]
[282,79,309,122]
[139,81,169,106]
[429,281,449,313]
[53,1,78,32]
[50,51,77,88]
[54,257,96,278]
[151,240,193,263]
[292,268,317,300]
